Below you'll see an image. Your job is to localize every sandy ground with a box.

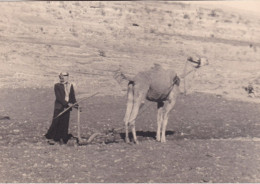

[0,1,260,183]
[0,88,260,183]
[0,1,259,99]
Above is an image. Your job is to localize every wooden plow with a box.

[76,99,154,146]
[76,103,125,145]
[76,108,124,145]
[66,92,124,145]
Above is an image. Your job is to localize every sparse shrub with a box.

[99,50,106,57]
[160,17,165,22]
[133,23,139,27]
[209,10,218,17]
[196,10,203,19]
[144,7,156,14]
[150,28,155,34]
[101,10,106,16]
[168,23,172,27]
[72,32,78,37]
[223,91,228,95]
[74,2,80,6]
[245,20,250,25]
[183,14,190,19]
[224,19,232,23]
[70,27,78,37]
[59,2,66,9]
[45,44,53,50]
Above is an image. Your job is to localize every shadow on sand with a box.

[120,130,175,141]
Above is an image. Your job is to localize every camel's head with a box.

[188,57,209,68]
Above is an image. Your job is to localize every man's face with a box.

[60,75,69,83]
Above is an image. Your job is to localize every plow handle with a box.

[77,106,82,143]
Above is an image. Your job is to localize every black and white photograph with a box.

[0,1,259,183]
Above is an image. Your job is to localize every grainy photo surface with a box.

[0,1,259,183]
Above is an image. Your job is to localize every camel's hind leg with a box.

[161,85,179,142]
[128,89,146,144]
[156,102,164,142]
[124,82,134,143]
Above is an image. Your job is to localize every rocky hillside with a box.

[0,1,259,101]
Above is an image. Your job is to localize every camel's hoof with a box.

[134,140,139,144]
[156,137,161,142]
[161,139,166,143]
[125,138,130,144]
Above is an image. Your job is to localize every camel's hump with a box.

[150,67,177,88]
[147,67,178,101]
[134,65,177,89]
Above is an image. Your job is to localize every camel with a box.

[114,64,180,144]
[114,57,208,144]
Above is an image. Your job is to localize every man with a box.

[45,72,77,145]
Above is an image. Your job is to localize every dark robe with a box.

[45,82,76,143]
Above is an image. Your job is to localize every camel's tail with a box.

[113,68,133,85]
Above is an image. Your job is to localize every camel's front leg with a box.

[129,120,138,144]
[161,85,178,143]
[161,116,169,143]
[156,102,164,142]
[124,83,134,143]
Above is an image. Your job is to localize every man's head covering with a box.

[59,72,69,78]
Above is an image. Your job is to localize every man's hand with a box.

[68,103,74,108]
[74,104,79,109]
[67,103,79,109]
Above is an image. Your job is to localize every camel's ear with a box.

[200,58,209,67]
[173,75,180,86]
[188,57,209,68]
